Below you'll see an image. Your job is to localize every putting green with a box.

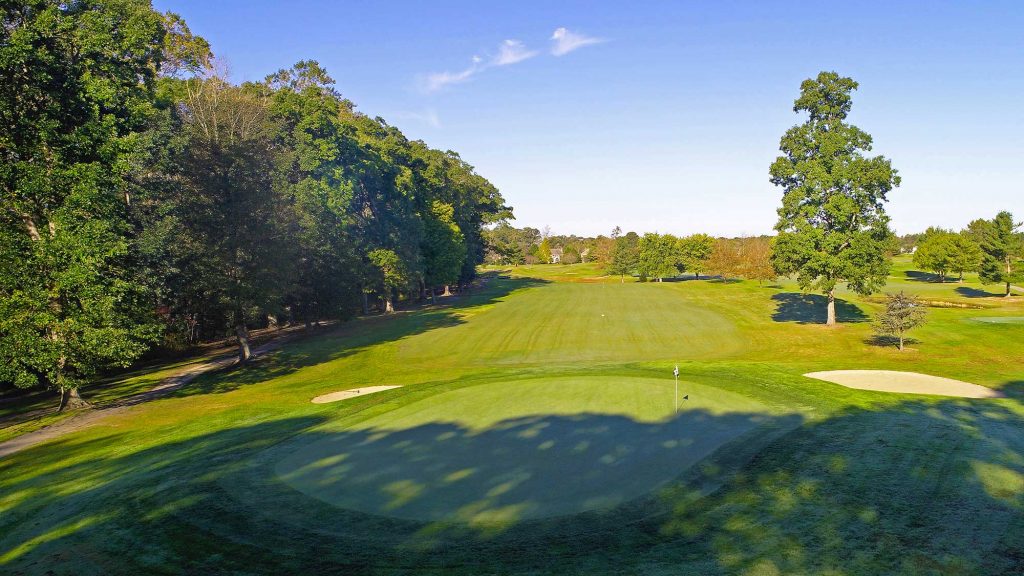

[971,316,1024,324]
[275,376,774,523]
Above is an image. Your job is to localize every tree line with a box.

[0,1,509,408]
[913,214,1023,293]
[486,224,778,285]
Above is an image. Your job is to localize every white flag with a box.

[673,365,679,377]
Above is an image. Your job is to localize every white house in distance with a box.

[550,248,563,263]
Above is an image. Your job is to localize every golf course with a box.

[3,3,1024,574]
[1,256,1022,575]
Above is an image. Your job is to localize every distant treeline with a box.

[484,225,777,283]
[487,217,1023,290]
[0,2,508,405]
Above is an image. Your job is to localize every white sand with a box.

[311,386,403,404]
[804,370,1002,399]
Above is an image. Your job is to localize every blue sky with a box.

[154,0,1023,237]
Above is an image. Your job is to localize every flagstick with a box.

[671,366,679,412]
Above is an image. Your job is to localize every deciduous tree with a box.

[913,227,956,282]
[949,232,982,283]
[0,0,170,409]
[637,233,679,282]
[678,234,715,279]
[770,72,899,325]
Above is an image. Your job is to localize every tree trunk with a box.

[236,324,251,363]
[442,285,451,297]
[826,289,836,326]
[362,292,369,315]
[1007,282,1012,297]
[898,334,905,351]
[695,272,699,280]
[384,296,394,313]
[58,387,90,412]
[958,271,964,283]
[430,288,436,304]
[620,274,624,283]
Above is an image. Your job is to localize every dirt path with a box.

[0,332,299,459]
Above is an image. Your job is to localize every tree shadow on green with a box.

[2,398,1022,574]
[172,275,550,397]
[0,408,794,574]
[771,293,869,324]
[654,399,1024,575]
[273,410,787,522]
[904,270,953,283]
[999,380,1024,400]
[956,286,1006,298]
[863,335,922,349]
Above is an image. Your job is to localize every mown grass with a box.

[0,261,1022,574]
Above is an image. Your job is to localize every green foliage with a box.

[913,227,956,281]
[607,231,640,280]
[978,211,1024,296]
[678,233,715,278]
[873,291,927,350]
[368,248,408,312]
[949,231,983,281]
[0,0,166,397]
[637,233,679,281]
[0,5,508,394]
[158,11,212,77]
[484,223,539,266]
[422,201,467,289]
[537,238,553,264]
[770,71,899,323]
[171,76,295,337]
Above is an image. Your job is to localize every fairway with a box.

[276,376,773,521]
[414,282,745,366]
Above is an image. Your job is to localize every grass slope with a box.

[0,258,1022,575]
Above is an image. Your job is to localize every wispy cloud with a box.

[493,39,539,66]
[550,27,605,56]
[422,65,478,93]
[419,38,538,93]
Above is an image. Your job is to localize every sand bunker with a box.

[805,370,1002,399]
[311,386,402,404]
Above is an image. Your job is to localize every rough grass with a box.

[1,259,1022,574]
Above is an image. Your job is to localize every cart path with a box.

[0,336,291,459]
